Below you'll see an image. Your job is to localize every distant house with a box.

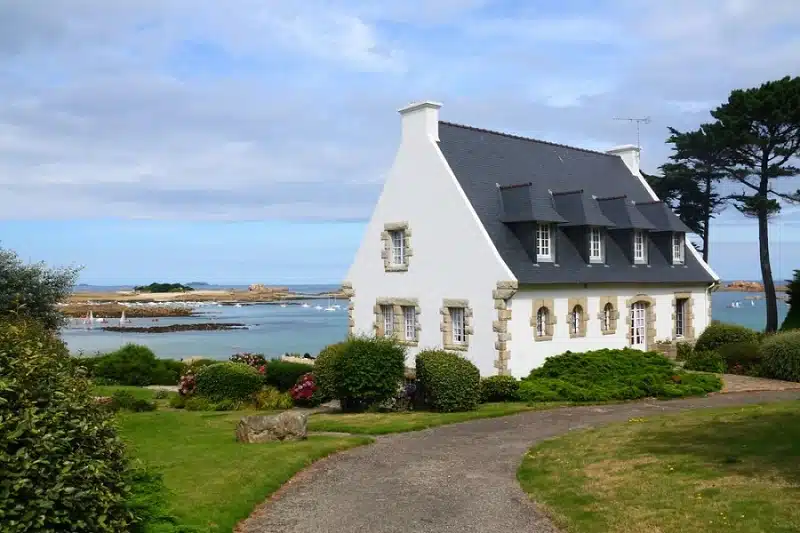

[343,101,719,377]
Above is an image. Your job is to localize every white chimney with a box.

[606,144,641,176]
[398,101,442,142]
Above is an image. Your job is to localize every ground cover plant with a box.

[517,401,800,533]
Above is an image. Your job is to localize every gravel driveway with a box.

[238,391,800,533]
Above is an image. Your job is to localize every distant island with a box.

[187,282,210,286]
[719,280,787,293]
[133,282,195,293]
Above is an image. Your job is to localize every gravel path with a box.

[238,391,800,533]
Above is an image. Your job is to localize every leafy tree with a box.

[780,269,800,331]
[711,76,800,332]
[0,247,79,330]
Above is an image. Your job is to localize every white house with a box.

[343,101,720,378]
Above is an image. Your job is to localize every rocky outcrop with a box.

[722,280,788,292]
[101,323,246,333]
[235,411,308,443]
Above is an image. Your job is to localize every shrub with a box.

[125,467,181,532]
[0,320,133,531]
[694,322,759,353]
[168,394,187,409]
[177,371,197,396]
[265,360,314,392]
[313,341,346,401]
[331,336,407,412]
[761,330,800,382]
[780,269,800,331]
[290,372,321,407]
[683,350,727,373]
[230,352,268,369]
[480,375,520,403]
[110,390,157,412]
[87,344,182,386]
[195,362,263,401]
[251,387,294,410]
[675,341,694,361]
[152,389,169,400]
[718,341,763,375]
[152,359,185,386]
[416,350,481,412]
[184,357,217,373]
[184,396,212,411]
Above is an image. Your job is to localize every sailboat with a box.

[86,310,94,329]
[301,302,310,308]
[324,297,336,312]
[332,296,341,309]
[119,310,129,326]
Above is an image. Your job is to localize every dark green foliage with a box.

[168,394,188,409]
[780,269,800,331]
[675,341,694,361]
[313,341,346,402]
[694,322,759,353]
[111,390,158,412]
[718,341,763,375]
[133,282,194,293]
[521,348,722,402]
[195,362,263,401]
[184,396,212,411]
[0,247,79,330]
[264,360,313,392]
[416,350,481,412]
[125,467,183,532]
[480,375,520,403]
[327,336,406,412]
[85,343,183,386]
[683,350,727,374]
[761,331,800,382]
[0,320,133,532]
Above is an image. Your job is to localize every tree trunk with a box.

[702,175,712,263]
[702,216,710,263]
[758,194,778,333]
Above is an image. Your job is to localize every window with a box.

[403,306,416,341]
[675,298,688,337]
[672,233,685,264]
[603,302,615,332]
[535,307,549,337]
[381,305,394,337]
[630,302,647,348]
[589,227,604,263]
[389,230,405,265]
[450,307,466,345]
[569,305,584,336]
[536,223,553,262]
[633,230,647,263]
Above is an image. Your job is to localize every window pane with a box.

[451,308,465,343]
[403,306,416,340]
[382,305,394,337]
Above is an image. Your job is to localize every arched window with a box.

[535,307,549,337]
[570,305,584,336]
[603,302,614,332]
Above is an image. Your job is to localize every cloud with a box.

[1,0,799,221]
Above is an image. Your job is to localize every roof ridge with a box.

[595,194,627,201]
[551,189,584,196]
[498,182,533,190]
[439,121,617,157]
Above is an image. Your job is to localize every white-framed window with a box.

[403,306,416,341]
[535,307,549,337]
[633,230,647,264]
[672,233,685,264]
[389,230,405,265]
[381,305,394,337]
[569,305,583,336]
[630,302,647,348]
[450,307,466,344]
[603,302,615,331]
[536,223,553,262]
[675,298,687,337]
[589,227,604,263]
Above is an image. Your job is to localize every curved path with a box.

[238,391,800,533]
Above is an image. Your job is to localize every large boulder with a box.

[235,411,308,443]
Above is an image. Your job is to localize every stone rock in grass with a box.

[235,411,308,443]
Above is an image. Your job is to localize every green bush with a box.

[110,390,157,412]
[152,359,185,385]
[780,269,800,331]
[761,330,800,382]
[86,344,182,386]
[265,360,313,392]
[313,341,346,402]
[195,362,263,401]
[523,348,722,402]
[416,350,481,412]
[183,357,217,373]
[683,350,727,373]
[184,396,212,411]
[152,389,170,400]
[480,375,520,403]
[251,387,294,410]
[0,320,133,531]
[694,322,759,353]
[330,336,406,412]
[675,341,694,361]
[168,394,187,409]
[718,341,762,375]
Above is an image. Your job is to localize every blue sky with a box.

[1,1,799,284]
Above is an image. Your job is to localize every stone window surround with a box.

[493,281,517,376]
[625,294,657,348]
[342,281,355,336]
[440,299,473,352]
[567,296,589,338]
[672,292,695,340]
[380,222,413,272]
[597,296,620,335]
[530,298,556,342]
[373,297,422,346]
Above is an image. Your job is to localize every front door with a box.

[630,302,647,349]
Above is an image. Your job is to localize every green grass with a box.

[117,410,371,532]
[92,384,159,400]
[517,401,800,533]
[308,402,566,434]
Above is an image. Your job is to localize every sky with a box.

[1,0,799,284]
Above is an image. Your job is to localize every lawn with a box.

[517,401,800,533]
[117,410,371,532]
[308,402,566,434]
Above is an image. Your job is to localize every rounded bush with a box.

[92,343,161,386]
[761,330,800,382]
[718,341,762,375]
[333,336,406,412]
[313,342,346,401]
[480,375,520,403]
[195,362,263,401]
[694,322,759,353]
[683,350,726,374]
[416,350,480,412]
[0,320,133,531]
[265,360,314,391]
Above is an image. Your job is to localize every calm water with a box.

[61,287,788,360]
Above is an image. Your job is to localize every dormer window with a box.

[633,230,648,264]
[536,223,553,262]
[589,227,604,263]
[672,233,685,264]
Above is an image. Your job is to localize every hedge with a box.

[80,343,183,386]
[480,375,520,403]
[761,330,800,382]
[264,360,313,392]
[416,350,481,412]
[331,336,406,412]
[195,362,264,401]
[694,322,759,353]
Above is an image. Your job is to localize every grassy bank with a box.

[517,401,800,533]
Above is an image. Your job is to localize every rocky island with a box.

[719,280,787,292]
[101,323,247,333]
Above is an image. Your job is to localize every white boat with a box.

[301,303,310,308]
[323,297,336,312]
[119,310,130,325]
[86,310,94,329]
[235,303,242,308]
[314,305,323,310]
[280,303,287,308]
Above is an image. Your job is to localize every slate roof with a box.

[595,196,656,230]
[636,201,694,232]
[436,121,716,284]
[552,190,616,227]
[498,182,566,223]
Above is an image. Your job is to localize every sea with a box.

[61,284,789,360]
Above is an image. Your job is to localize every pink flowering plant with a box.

[290,372,319,407]
[230,352,268,369]
[178,371,197,396]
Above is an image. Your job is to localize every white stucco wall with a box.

[507,285,711,377]
[345,102,515,375]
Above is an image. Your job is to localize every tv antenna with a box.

[613,116,651,150]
